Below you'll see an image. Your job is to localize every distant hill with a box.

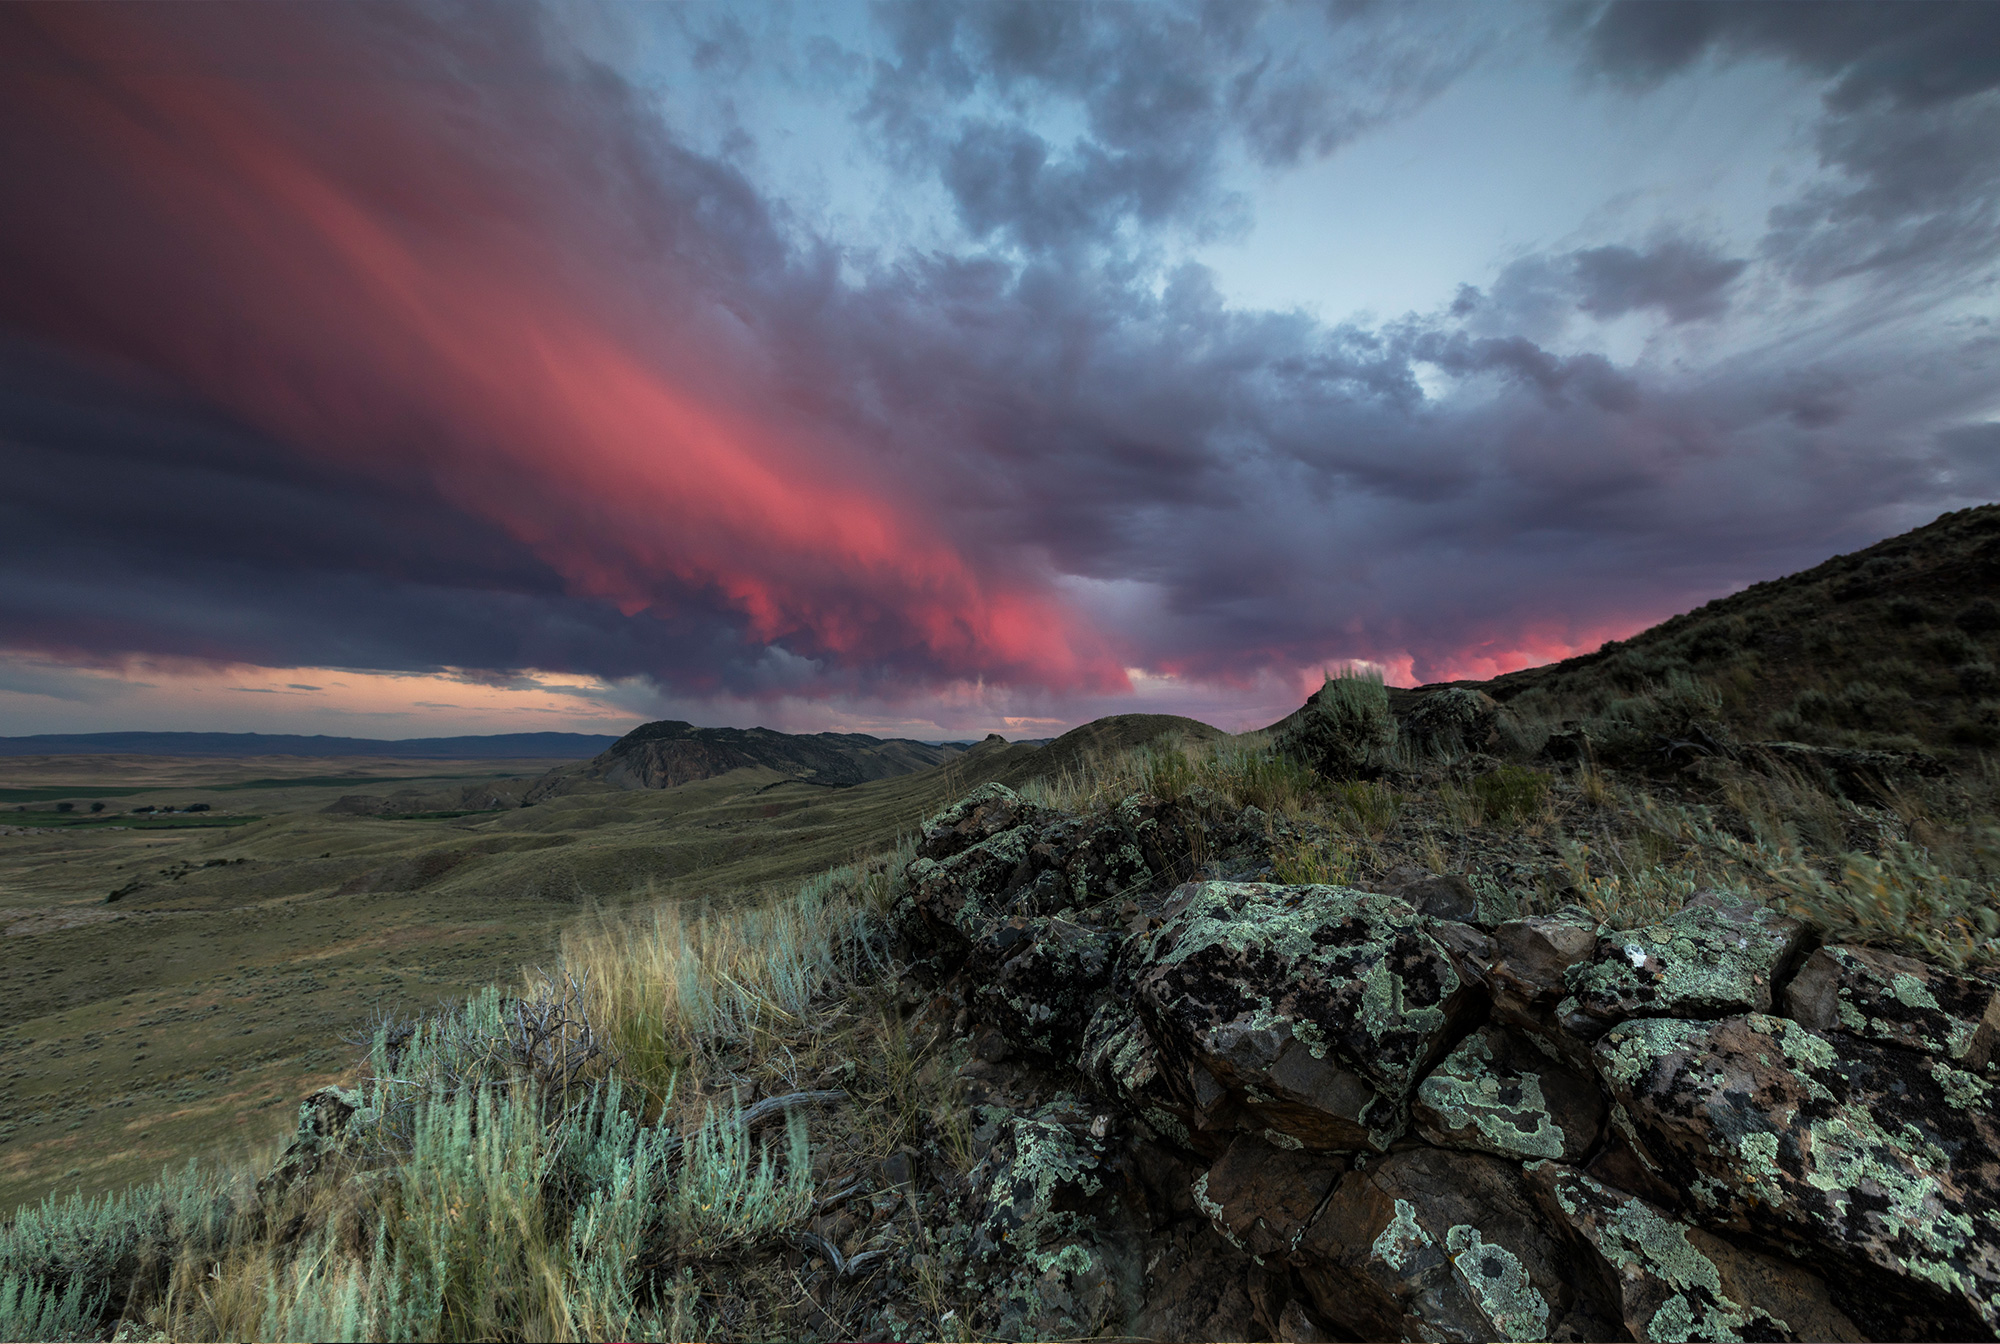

[986,713,1229,790]
[525,720,966,800]
[0,731,621,759]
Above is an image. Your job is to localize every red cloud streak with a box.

[1,6,1128,695]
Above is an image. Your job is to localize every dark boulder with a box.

[917,782,1052,862]
[965,915,1118,1057]
[1597,1012,2000,1339]
[1292,1148,1620,1342]
[257,1086,377,1199]
[1785,943,2000,1068]
[1192,1132,1349,1261]
[1078,1001,1223,1159]
[1403,686,1501,757]
[1560,892,1804,1039]
[904,793,1048,949]
[1134,881,1480,1152]
[1026,810,1153,914]
[1527,1160,1863,1342]
[961,1097,1142,1341]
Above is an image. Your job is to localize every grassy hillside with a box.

[1412,503,2000,760]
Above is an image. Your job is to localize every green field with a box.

[6,812,264,830]
[0,749,1023,1213]
[0,787,155,803]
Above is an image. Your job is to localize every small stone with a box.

[1193,1132,1349,1259]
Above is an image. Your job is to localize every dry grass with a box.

[1016,731,1321,820]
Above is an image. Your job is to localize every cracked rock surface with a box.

[862,782,2000,1341]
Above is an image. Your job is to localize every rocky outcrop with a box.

[1413,1023,1604,1163]
[1558,891,1806,1038]
[1527,1161,1864,1343]
[1597,1012,2000,1339]
[1402,686,1502,756]
[896,782,2000,1341]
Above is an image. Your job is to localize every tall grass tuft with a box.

[1276,667,1397,780]
[1602,789,2000,965]
[559,855,896,1114]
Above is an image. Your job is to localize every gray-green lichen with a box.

[1414,1030,1567,1161]
[1137,881,1469,1135]
[1444,1224,1550,1342]
[1596,1013,2000,1329]
[1564,898,1800,1031]
[1371,1197,1433,1272]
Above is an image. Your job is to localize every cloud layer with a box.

[1,1,1996,733]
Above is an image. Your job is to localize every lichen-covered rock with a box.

[1598,1012,2000,1339]
[1785,943,2000,1068]
[1192,1133,1349,1261]
[963,1097,1142,1341]
[1292,1148,1619,1343]
[1413,1024,1604,1163]
[905,816,1043,948]
[1134,882,1480,1151]
[258,1086,378,1198]
[967,916,1117,1056]
[1026,811,1154,913]
[1527,1161,1861,1343]
[1491,908,1601,1003]
[1560,893,1804,1038]
[917,782,1051,862]
[1370,864,1490,925]
[1077,1001,1216,1154]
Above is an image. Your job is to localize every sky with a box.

[1,1,1996,741]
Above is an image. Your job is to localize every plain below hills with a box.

[0,731,622,759]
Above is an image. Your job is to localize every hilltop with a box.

[522,720,968,801]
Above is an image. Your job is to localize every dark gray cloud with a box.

[1471,235,1748,334]
[1570,239,1747,323]
[1571,1,2000,286]
[1575,1,2000,108]
[1,0,1995,721]
[0,342,767,690]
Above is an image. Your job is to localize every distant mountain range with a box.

[0,731,623,759]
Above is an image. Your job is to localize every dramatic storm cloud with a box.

[1,1,1995,735]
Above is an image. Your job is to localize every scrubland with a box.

[5,506,2000,1340]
